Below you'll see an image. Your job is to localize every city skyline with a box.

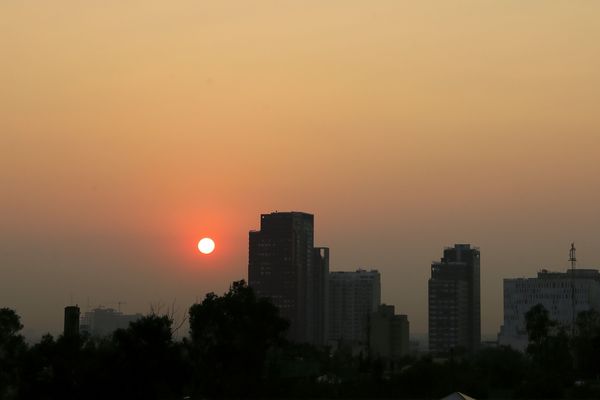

[5,212,596,342]
[3,1,600,340]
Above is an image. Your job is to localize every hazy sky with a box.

[2,1,600,339]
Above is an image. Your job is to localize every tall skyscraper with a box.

[64,305,80,338]
[248,211,328,344]
[428,244,480,354]
[499,268,600,351]
[328,269,381,345]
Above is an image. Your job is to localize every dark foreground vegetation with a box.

[2,282,600,399]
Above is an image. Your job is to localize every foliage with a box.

[5,295,600,399]
[0,308,27,399]
[188,279,289,397]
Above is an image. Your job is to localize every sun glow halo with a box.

[198,238,215,255]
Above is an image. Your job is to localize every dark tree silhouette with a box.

[518,304,573,399]
[188,280,289,397]
[573,309,600,379]
[107,314,189,400]
[0,308,27,399]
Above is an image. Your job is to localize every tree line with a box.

[2,281,600,399]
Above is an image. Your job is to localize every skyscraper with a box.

[312,247,330,345]
[248,211,327,344]
[328,269,381,345]
[428,244,480,354]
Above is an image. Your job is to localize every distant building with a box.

[498,268,600,351]
[429,244,481,354]
[80,308,142,337]
[369,304,409,360]
[312,247,330,345]
[248,211,328,344]
[328,269,381,346]
[63,305,80,337]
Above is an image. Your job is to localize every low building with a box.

[369,304,409,360]
[498,268,600,351]
[80,307,143,337]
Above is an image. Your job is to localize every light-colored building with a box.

[328,269,381,346]
[498,268,600,351]
[80,307,143,337]
[369,304,409,360]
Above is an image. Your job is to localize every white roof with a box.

[440,392,477,400]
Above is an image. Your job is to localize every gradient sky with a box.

[2,1,600,339]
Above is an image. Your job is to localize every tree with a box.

[0,308,27,399]
[573,309,600,379]
[188,280,289,397]
[106,314,188,400]
[519,304,573,399]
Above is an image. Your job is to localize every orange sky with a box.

[1,1,600,339]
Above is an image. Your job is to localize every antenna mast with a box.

[569,243,577,336]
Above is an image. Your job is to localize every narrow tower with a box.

[569,243,577,336]
[64,305,80,338]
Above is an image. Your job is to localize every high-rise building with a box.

[499,268,600,351]
[64,305,80,338]
[312,247,330,345]
[369,304,409,360]
[428,244,480,354]
[328,269,381,345]
[248,211,328,344]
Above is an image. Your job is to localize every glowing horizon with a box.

[2,1,600,338]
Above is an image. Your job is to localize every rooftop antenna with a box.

[569,243,577,336]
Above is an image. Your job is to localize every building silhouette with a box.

[248,211,328,344]
[499,268,600,351]
[369,304,409,360]
[312,247,330,345]
[63,305,80,337]
[428,244,480,354]
[328,269,381,346]
[80,307,142,337]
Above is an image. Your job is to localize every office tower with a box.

[79,308,143,337]
[328,269,381,345]
[499,268,600,351]
[248,211,327,344]
[428,244,480,354]
[63,305,80,337]
[369,304,410,360]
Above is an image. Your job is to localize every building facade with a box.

[312,247,330,345]
[248,211,328,344]
[498,268,600,351]
[328,269,381,346]
[428,244,481,354]
[80,308,143,337]
[369,304,409,360]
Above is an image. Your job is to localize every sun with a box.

[198,237,215,255]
